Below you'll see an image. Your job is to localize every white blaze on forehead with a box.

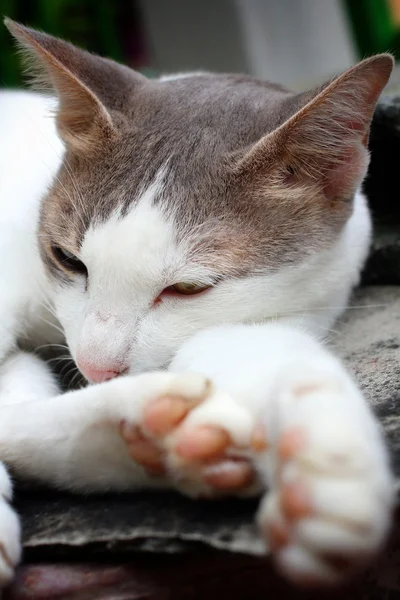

[80,168,177,298]
[79,166,220,305]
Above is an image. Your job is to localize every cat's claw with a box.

[256,378,395,587]
[119,375,263,496]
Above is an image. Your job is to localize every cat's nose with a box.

[82,368,121,383]
[77,361,127,383]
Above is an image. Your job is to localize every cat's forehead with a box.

[132,74,294,150]
[47,74,298,223]
[108,73,298,196]
[41,77,289,237]
[78,169,256,287]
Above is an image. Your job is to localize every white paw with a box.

[113,372,265,497]
[0,463,21,586]
[256,371,395,586]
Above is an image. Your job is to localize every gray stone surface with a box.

[336,287,400,480]
[15,286,400,559]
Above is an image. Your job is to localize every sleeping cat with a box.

[0,17,395,588]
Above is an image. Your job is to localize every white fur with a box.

[0,91,64,359]
[0,90,394,587]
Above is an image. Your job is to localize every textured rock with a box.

[336,287,400,480]
[15,490,262,558]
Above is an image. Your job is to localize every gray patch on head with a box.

[39,72,350,278]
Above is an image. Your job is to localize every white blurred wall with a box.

[235,0,356,87]
[139,0,357,88]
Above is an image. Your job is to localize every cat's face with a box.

[39,75,354,378]
[6,20,392,380]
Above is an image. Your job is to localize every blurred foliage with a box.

[343,0,400,59]
[0,0,147,87]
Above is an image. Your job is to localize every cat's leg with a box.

[0,307,18,362]
[0,350,255,582]
[253,356,394,586]
[0,352,56,585]
[0,351,213,584]
[0,351,60,405]
[0,462,20,586]
[131,323,393,586]
[0,360,218,492]
[0,349,255,494]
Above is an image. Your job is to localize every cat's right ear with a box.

[4,18,145,153]
[235,54,393,205]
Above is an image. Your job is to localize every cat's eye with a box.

[165,282,211,295]
[51,246,87,275]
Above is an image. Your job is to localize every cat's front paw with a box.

[0,463,21,586]
[118,372,265,497]
[256,374,395,586]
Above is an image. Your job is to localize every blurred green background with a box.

[1,0,400,90]
[345,0,400,58]
[0,0,149,86]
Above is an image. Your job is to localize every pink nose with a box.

[81,367,121,383]
[76,352,128,383]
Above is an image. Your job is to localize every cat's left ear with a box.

[4,18,145,153]
[237,55,393,202]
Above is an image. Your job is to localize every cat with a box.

[0,17,395,589]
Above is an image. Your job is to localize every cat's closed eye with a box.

[163,282,211,296]
[51,246,87,276]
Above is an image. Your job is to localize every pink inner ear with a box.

[322,143,368,201]
[347,119,367,137]
[307,108,370,201]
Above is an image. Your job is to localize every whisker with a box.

[275,302,389,319]
[50,171,87,231]
[61,156,89,220]
[68,369,84,391]
[45,355,73,365]
[60,359,77,377]
[35,342,69,352]
[36,314,65,337]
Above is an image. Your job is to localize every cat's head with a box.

[5,19,392,381]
